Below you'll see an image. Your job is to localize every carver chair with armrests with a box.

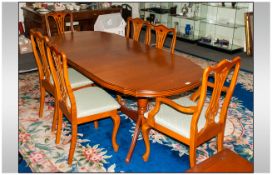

[141,56,241,167]
[45,11,74,37]
[152,24,176,54]
[126,17,151,45]
[46,44,121,165]
[30,29,94,131]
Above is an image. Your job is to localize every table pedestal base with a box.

[117,95,148,163]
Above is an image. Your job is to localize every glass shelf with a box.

[167,32,200,42]
[170,14,205,21]
[177,33,200,41]
[198,40,243,52]
[140,8,170,14]
[201,3,248,10]
[200,19,245,28]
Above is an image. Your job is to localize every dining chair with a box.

[45,11,74,37]
[117,17,152,108]
[153,24,176,54]
[30,29,94,132]
[126,17,151,45]
[46,44,121,165]
[141,56,241,167]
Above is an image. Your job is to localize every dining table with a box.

[49,31,203,163]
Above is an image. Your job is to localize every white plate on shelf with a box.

[37,8,50,14]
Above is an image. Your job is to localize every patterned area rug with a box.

[19,54,253,172]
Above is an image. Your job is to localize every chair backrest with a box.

[126,17,151,45]
[30,29,52,85]
[45,11,74,37]
[191,57,241,141]
[46,44,76,120]
[153,24,176,54]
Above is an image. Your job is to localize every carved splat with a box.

[47,46,73,114]
[53,14,66,34]
[126,17,150,45]
[153,25,176,54]
[200,59,240,132]
[45,12,74,37]
[30,30,51,82]
[132,19,144,41]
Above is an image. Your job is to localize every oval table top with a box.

[49,31,203,98]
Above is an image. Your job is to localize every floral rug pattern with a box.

[19,55,253,172]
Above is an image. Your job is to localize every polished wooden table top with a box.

[49,31,203,98]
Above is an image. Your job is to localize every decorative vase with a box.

[185,24,191,35]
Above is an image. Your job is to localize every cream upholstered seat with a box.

[144,96,219,139]
[73,86,120,118]
[141,57,241,168]
[50,68,93,89]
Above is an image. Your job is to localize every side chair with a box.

[46,44,121,165]
[126,17,151,45]
[141,56,241,167]
[117,17,152,110]
[45,11,74,37]
[30,29,94,132]
[153,24,177,54]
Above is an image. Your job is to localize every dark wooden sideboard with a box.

[21,6,121,37]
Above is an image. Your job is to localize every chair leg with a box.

[94,121,99,129]
[51,101,58,132]
[217,131,224,152]
[189,145,196,167]
[68,124,77,165]
[39,86,45,118]
[111,114,120,152]
[55,110,63,144]
[142,123,151,162]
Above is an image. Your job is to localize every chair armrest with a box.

[190,86,201,102]
[147,97,196,127]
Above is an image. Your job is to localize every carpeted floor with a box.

[18,53,253,172]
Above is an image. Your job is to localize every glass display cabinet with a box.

[197,2,249,52]
[138,2,251,52]
[169,2,203,42]
[139,2,172,27]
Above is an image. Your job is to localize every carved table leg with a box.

[125,98,148,163]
